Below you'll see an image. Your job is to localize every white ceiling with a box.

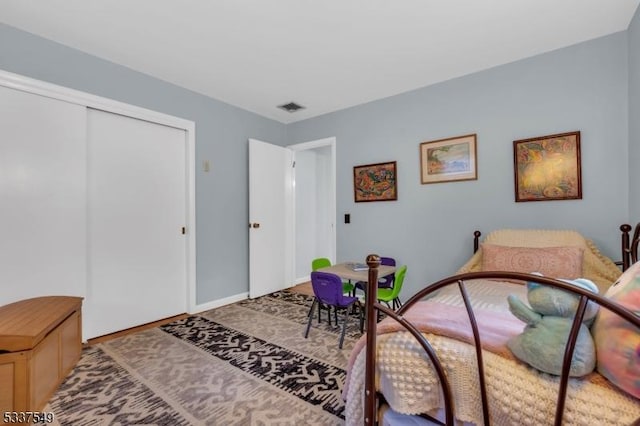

[1,1,638,124]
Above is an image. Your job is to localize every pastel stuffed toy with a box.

[507,273,600,377]
[592,261,640,399]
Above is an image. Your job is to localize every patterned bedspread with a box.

[343,280,640,425]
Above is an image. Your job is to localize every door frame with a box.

[0,68,197,315]
[288,137,337,283]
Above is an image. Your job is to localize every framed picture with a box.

[353,161,397,202]
[420,134,477,184]
[513,131,582,202]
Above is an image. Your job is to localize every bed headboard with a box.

[474,225,640,272]
[464,228,623,293]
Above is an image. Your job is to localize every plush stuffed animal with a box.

[507,273,600,377]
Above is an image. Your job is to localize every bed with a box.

[344,225,640,425]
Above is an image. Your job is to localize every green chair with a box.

[311,257,331,271]
[377,265,407,310]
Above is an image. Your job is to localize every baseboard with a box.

[295,275,310,285]
[86,313,190,345]
[192,292,249,314]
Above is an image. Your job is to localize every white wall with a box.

[294,145,333,281]
[295,150,318,279]
[315,146,333,262]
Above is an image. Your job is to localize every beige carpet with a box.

[47,291,363,425]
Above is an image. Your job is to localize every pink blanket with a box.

[344,300,525,396]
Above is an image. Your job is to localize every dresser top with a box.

[0,296,83,352]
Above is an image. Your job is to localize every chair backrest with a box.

[388,265,407,298]
[381,257,396,267]
[312,257,331,271]
[379,257,396,287]
[310,271,344,305]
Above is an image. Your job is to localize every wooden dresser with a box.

[0,296,82,413]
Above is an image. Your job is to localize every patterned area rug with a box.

[48,291,365,425]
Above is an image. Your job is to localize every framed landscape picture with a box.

[420,134,477,184]
[353,161,397,202]
[513,131,582,202]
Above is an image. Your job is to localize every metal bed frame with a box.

[360,224,640,425]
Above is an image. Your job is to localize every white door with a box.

[0,85,87,305]
[86,108,187,339]
[249,139,294,298]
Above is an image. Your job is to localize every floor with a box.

[88,284,314,346]
[290,281,313,296]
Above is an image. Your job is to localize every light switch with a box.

[203,160,210,172]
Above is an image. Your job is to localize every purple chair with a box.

[355,256,396,292]
[304,271,363,349]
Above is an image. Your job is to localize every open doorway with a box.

[289,137,336,284]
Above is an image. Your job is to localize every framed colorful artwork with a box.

[353,161,397,202]
[420,134,477,184]
[513,131,582,202]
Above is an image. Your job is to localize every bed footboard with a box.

[360,255,640,426]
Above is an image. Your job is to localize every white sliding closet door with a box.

[86,108,187,339]
[0,86,87,305]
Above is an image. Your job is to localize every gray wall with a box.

[630,8,640,220]
[0,22,635,300]
[0,23,286,305]
[287,33,630,295]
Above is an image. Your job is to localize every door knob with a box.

[252,223,260,228]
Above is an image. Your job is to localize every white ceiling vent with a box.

[277,102,306,113]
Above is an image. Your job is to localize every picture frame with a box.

[353,161,397,202]
[513,131,582,202]
[420,134,477,184]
